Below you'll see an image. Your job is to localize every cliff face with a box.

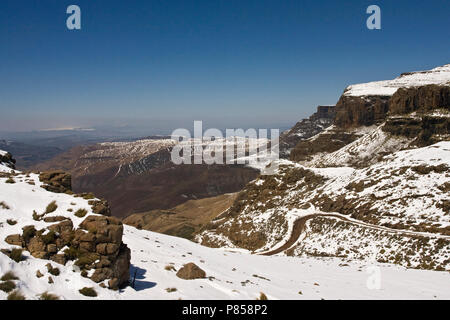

[389,85,450,115]
[279,105,335,157]
[334,95,390,128]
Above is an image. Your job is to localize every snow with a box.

[344,64,450,97]
[1,167,449,299]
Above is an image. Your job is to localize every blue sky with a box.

[0,0,449,133]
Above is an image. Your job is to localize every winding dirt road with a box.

[260,213,449,256]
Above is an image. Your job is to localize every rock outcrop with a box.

[0,152,16,169]
[39,170,72,193]
[4,215,130,290]
[389,85,450,115]
[279,105,335,157]
[334,95,390,128]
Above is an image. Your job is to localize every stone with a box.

[32,251,48,259]
[50,254,66,265]
[39,171,72,193]
[108,278,119,290]
[47,244,57,253]
[48,276,54,284]
[48,220,73,234]
[176,262,206,280]
[111,244,131,288]
[4,234,23,247]
[43,216,69,223]
[79,216,123,244]
[91,268,113,283]
[28,236,46,254]
[36,270,43,278]
[79,241,95,253]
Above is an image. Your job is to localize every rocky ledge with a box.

[4,215,130,290]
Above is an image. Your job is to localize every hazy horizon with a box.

[1,0,449,133]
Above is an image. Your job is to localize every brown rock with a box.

[89,200,112,216]
[48,276,54,284]
[176,262,206,280]
[111,244,131,288]
[32,251,48,259]
[48,220,73,234]
[50,254,66,265]
[79,216,123,244]
[47,244,58,253]
[36,270,43,278]
[39,171,72,193]
[4,234,23,247]
[91,268,113,283]
[43,216,69,223]
[79,241,95,253]
[28,236,46,254]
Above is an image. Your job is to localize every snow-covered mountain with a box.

[1,154,449,299]
[1,63,449,300]
[343,64,450,97]
[199,64,450,274]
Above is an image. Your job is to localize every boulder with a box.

[176,262,206,280]
[4,234,23,247]
[48,220,74,234]
[79,216,123,244]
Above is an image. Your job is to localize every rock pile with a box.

[4,215,130,290]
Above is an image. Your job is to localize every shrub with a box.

[32,210,42,221]
[0,201,10,209]
[10,248,23,263]
[257,292,268,300]
[5,177,15,184]
[67,208,73,212]
[45,201,58,214]
[7,290,25,300]
[41,231,57,245]
[75,253,98,268]
[46,264,60,276]
[165,287,177,293]
[1,271,19,281]
[74,208,88,218]
[39,291,59,300]
[164,265,176,272]
[22,225,36,242]
[79,287,97,297]
[0,280,16,293]
[64,246,80,260]
[6,219,17,225]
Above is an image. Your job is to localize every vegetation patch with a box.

[45,201,58,214]
[0,280,16,293]
[79,287,97,297]
[7,290,25,300]
[39,291,60,300]
[6,219,17,225]
[0,201,10,209]
[1,271,19,281]
[74,208,88,218]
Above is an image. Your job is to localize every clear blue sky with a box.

[0,0,449,133]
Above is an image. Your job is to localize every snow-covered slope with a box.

[1,149,449,299]
[344,64,450,97]
[199,141,450,270]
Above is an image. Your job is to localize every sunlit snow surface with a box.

[0,153,449,299]
[344,64,450,96]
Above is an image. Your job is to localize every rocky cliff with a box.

[279,105,335,157]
